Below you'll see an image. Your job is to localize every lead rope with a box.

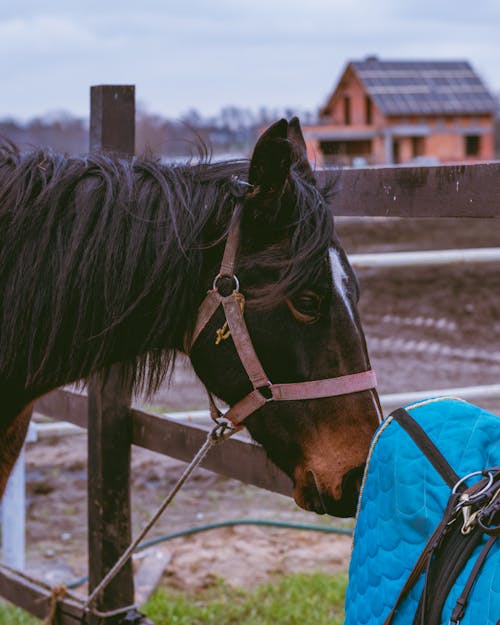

[81,421,239,619]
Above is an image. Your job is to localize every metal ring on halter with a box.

[256,382,274,402]
[213,273,240,294]
[452,469,495,498]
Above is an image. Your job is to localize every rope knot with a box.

[43,584,67,625]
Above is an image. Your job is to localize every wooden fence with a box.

[1,85,499,625]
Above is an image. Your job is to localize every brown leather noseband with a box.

[187,219,377,427]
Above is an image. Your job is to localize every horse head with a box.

[190,118,382,517]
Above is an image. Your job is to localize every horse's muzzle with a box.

[293,465,365,517]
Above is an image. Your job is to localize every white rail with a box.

[349,247,500,268]
[1,424,36,570]
[1,448,26,570]
[381,384,500,410]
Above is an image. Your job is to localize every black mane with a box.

[0,142,334,396]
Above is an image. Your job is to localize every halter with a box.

[187,218,377,427]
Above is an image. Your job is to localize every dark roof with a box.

[350,59,497,115]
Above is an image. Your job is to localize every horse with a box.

[0,117,382,518]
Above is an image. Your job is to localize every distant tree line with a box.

[0,112,89,155]
[0,105,317,159]
[3,103,498,159]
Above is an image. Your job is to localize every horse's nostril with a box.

[342,465,365,499]
[305,469,327,514]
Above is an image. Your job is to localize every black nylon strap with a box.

[391,407,461,489]
[381,492,461,625]
[450,536,497,624]
[415,520,484,625]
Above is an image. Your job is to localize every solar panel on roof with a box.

[350,58,496,114]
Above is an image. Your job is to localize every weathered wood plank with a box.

[321,162,500,217]
[34,389,293,496]
[0,565,83,623]
[35,388,88,428]
[87,84,140,623]
[89,85,135,156]
[87,371,135,612]
[131,409,293,496]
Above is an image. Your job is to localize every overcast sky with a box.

[1,1,499,121]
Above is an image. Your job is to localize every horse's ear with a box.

[248,119,292,196]
[243,119,293,233]
[287,117,307,152]
[287,117,315,183]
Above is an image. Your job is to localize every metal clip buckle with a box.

[461,506,481,535]
[210,420,241,442]
[457,493,476,534]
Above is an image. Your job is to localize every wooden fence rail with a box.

[323,161,500,217]
[1,84,500,625]
[34,388,292,496]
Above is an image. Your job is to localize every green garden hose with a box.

[66,519,353,589]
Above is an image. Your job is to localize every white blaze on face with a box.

[329,248,383,423]
[329,248,355,320]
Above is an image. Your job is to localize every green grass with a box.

[143,572,347,625]
[0,571,347,625]
[0,602,40,625]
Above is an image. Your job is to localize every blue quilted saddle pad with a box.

[345,396,500,625]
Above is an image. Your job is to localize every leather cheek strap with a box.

[187,290,222,350]
[211,291,378,425]
[221,293,270,390]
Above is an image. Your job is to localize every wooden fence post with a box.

[87,85,149,624]
[89,85,135,156]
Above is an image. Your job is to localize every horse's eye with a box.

[294,293,321,315]
[287,291,322,324]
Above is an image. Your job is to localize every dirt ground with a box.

[17,217,500,597]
